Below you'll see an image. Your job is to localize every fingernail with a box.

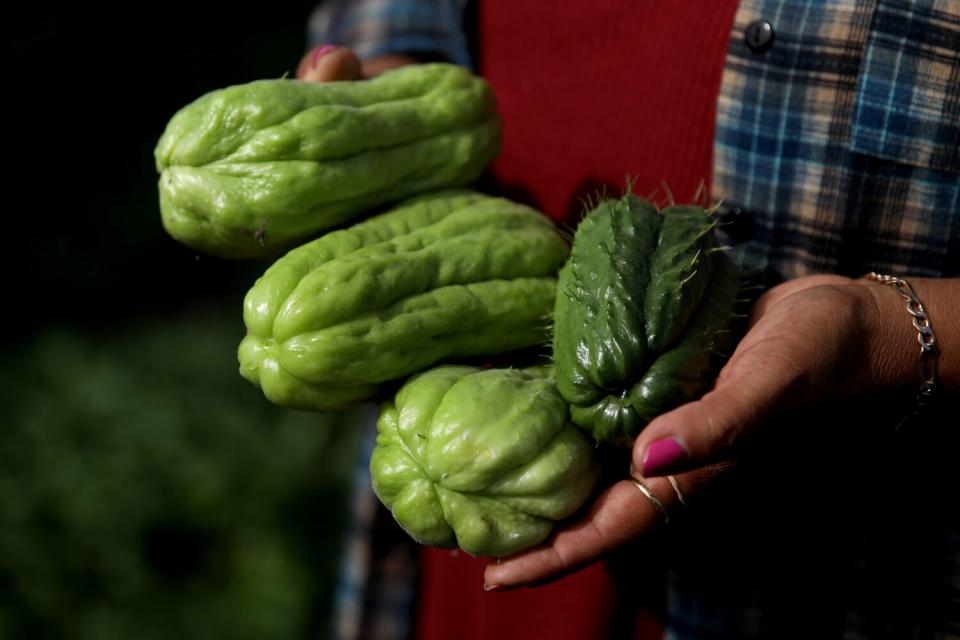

[483,583,500,592]
[642,437,689,477]
[310,45,338,68]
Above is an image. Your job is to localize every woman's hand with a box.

[482,463,730,590]
[296,45,420,81]
[634,274,959,478]
[485,274,959,589]
[484,276,865,590]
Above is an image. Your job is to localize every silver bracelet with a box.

[864,272,939,427]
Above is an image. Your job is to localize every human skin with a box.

[296,45,415,81]
[484,275,960,589]
[295,45,960,591]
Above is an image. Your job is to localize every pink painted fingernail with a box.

[642,437,689,477]
[310,45,337,68]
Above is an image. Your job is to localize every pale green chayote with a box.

[370,365,599,557]
[238,190,569,411]
[155,63,501,257]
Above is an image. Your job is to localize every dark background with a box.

[3,3,362,638]
[5,2,322,325]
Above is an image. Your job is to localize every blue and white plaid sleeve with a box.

[307,0,472,68]
[713,0,960,283]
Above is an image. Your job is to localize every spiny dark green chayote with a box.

[370,365,599,557]
[553,194,741,445]
[155,63,500,258]
[239,190,569,411]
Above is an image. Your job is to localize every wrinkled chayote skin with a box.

[239,190,569,411]
[554,194,741,445]
[155,63,501,258]
[370,365,600,557]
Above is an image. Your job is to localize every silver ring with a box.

[630,477,669,525]
[668,475,688,510]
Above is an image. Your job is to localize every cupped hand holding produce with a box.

[238,190,568,411]
[484,278,857,590]
[370,365,600,558]
[155,63,500,257]
[632,273,958,476]
[486,272,960,589]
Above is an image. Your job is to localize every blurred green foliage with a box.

[2,4,372,638]
[0,307,361,639]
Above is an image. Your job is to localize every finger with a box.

[296,45,363,82]
[633,361,793,477]
[482,478,669,590]
[632,275,872,477]
[361,53,425,76]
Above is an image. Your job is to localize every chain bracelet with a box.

[864,272,939,428]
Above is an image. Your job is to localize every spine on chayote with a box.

[155,63,501,258]
[553,193,741,444]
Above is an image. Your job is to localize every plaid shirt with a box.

[697,2,960,638]
[308,0,471,67]
[310,1,960,638]
[713,0,960,285]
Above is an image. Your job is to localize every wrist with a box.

[853,277,933,393]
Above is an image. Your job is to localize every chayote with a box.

[370,365,600,557]
[554,194,741,444]
[155,63,500,257]
[239,190,569,411]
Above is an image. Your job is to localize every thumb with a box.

[296,45,363,82]
[632,362,796,477]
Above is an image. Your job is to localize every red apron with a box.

[416,2,738,637]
